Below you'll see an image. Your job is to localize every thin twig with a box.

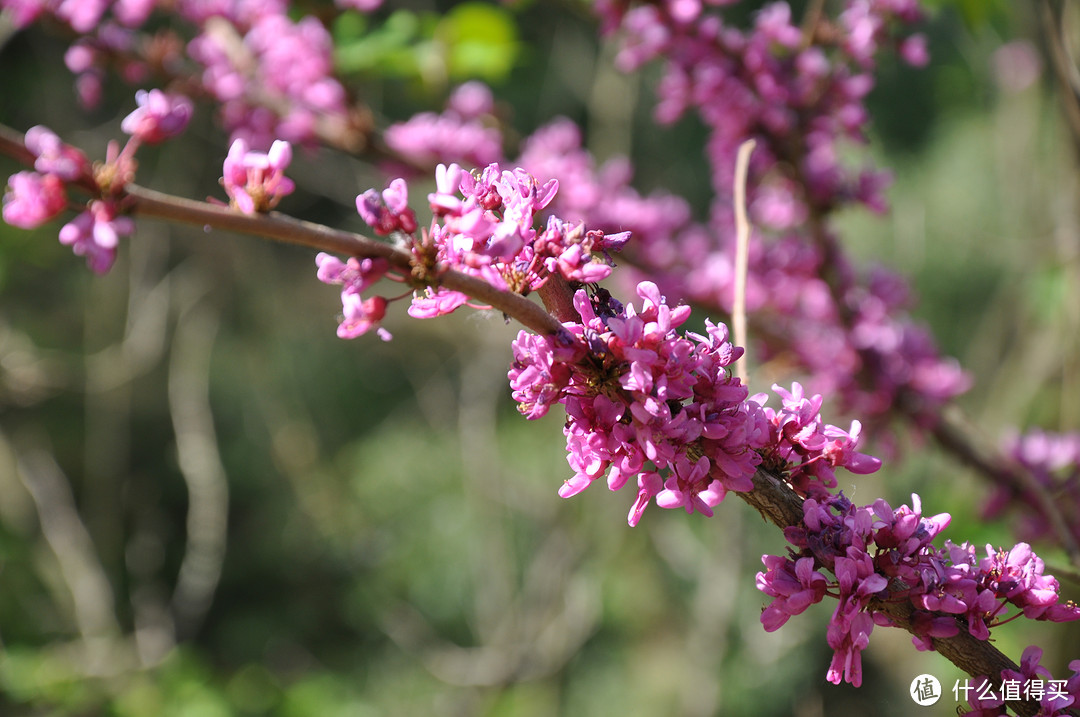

[0,122,565,338]
[123,184,567,337]
[732,139,756,384]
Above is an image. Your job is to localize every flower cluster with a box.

[4,0,362,149]
[511,282,766,526]
[585,0,974,429]
[3,126,86,228]
[757,493,1080,688]
[509,291,883,526]
[333,4,966,440]
[751,382,881,497]
[120,88,194,146]
[369,76,969,438]
[1,89,195,273]
[384,83,503,170]
[316,163,628,338]
[2,125,129,273]
[190,12,349,148]
[315,254,391,340]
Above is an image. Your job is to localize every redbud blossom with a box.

[24,125,91,180]
[221,138,294,214]
[121,89,194,144]
[58,200,133,274]
[2,171,68,229]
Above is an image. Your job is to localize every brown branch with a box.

[2,121,564,336]
[123,185,565,336]
[924,405,1080,564]
[734,466,1067,717]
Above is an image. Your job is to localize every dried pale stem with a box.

[792,143,1080,570]
[732,139,756,384]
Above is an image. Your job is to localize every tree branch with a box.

[734,465,1074,717]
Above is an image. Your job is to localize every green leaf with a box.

[334,9,421,75]
[332,10,368,44]
[921,0,1007,28]
[438,2,520,82]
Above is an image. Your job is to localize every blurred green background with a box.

[1,1,1079,715]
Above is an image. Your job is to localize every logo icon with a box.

[910,674,942,706]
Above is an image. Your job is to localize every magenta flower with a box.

[121,89,194,144]
[757,555,829,631]
[25,125,90,181]
[57,200,133,274]
[338,293,390,341]
[446,81,495,120]
[655,455,725,517]
[407,288,471,319]
[384,110,504,168]
[221,138,295,214]
[2,171,68,229]
[356,178,418,236]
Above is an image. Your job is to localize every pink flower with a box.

[356,178,418,236]
[407,288,470,319]
[338,294,390,340]
[898,33,929,67]
[2,171,67,229]
[25,125,90,181]
[221,138,295,213]
[447,81,495,119]
[757,555,829,631]
[57,200,133,274]
[121,89,194,144]
[335,0,383,10]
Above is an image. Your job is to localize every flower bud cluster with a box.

[751,382,881,497]
[511,282,765,526]
[3,125,126,273]
[2,89,195,273]
[757,493,1080,688]
[121,89,194,145]
[190,12,348,148]
[385,83,503,170]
